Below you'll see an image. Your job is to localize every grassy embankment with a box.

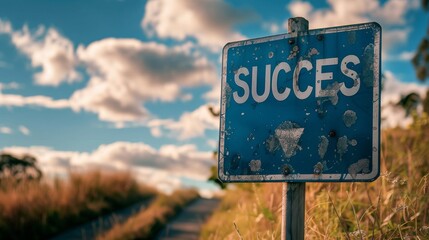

[98,188,199,240]
[201,118,429,239]
[0,171,156,240]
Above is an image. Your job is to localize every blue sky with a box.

[0,0,428,194]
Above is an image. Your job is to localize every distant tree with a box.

[396,1,429,124]
[0,153,42,182]
[423,89,429,113]
[412,38,429,80]
[412,1,429,81]
[208,106,220,117]
[397,92,421,116]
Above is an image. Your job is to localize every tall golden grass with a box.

[201,117,429,239]
[98,188,199,240]
[0,171,156,240]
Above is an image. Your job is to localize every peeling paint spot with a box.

[282,164,293,176]
[363,43,375,87]
[347,31,356,44]
[316,82,343,116]
[343,110,357,127]
[274,121,304,158]
[313,162,324,175]
[268,51,274,58]
[247,133,255,141]
[287,45,299,60]
[318,136,329,159]
[348,139,357,146]
[316,103,326,116]
[348,158,370,178]
[301,48,320,61]
[231,154,241,170]
[249,159,261,172]
[317,81,343,106]
[337,136,348,160]
[265,134,280,153]
[223,83,232,108]
[308,48,319,58]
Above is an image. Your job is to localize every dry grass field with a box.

[201,116,429,239]
[0,171,156,240]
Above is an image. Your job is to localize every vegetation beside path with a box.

[0,171,156,240]
[98,189,199,240]
[201,120,429,239]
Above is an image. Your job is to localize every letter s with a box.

[233,67,250,104]
[340,55,360,96]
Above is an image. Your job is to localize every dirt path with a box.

[156,198,221,240]
[50,199,151,240]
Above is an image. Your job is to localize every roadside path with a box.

[50,199,151,240]
[157,198,221,240]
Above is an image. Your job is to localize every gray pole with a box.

[281,17,308,240]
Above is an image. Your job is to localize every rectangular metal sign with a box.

[218,22,381,182]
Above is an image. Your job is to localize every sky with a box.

[0,0,428,194]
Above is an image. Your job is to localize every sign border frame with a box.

[218,22,381,182]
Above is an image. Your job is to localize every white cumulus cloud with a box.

[0,127,12,134]
[71,39,217,123]
[385,51,416,61]
[18,125,30,135]
[381,71,428,128]
[0,19,220,129]
[287,0,417,29]
[286,0,419,56]
[0,82,19,91]
[0,19,12,34]
[1,142,216,193]
[6,23,80,86]
[142,0,255,50]
[0,92,70,109]
[148,104,219,140]
[262,22,281,34]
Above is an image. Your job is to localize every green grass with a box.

[0,171,157,240]
[201,118,429,239]
[98,188,199,240]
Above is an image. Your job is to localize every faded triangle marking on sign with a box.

[274,121,304,158]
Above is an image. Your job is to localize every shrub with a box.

[0,171,156,240]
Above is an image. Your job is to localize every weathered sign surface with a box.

[218,22,381,182]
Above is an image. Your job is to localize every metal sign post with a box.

[218,15,381,239]
[281,17,308,240]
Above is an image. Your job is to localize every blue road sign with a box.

[218,22,381,182]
